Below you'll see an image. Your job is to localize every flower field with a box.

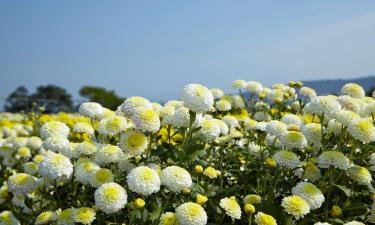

[0,80,374,225]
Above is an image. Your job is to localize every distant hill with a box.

[303,76,375,95]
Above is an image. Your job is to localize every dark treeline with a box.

[4,85,124,113]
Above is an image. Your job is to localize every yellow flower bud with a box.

[203,166,218,179]
[296,81,304,88]
[370,193,375,201]
[244,204,256,215]
[196,194,208,205]
[194,165,203,174]
[331,205,342,217]
[182,188,191,195]
[266,158,277,168]
[274,98,283,105]
[289,81,296,87]
[133,198,145,209]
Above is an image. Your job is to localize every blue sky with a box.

[1,1,375,102]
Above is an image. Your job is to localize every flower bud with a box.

[331,205,342,217]
[133,198,145,209]
[244,204,256,215]
[196,194,208,205]
[194,165,203,174]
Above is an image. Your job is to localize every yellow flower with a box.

[203,166,217,179]
[196,194,208,205]
[75,207,96,224]
[266,158,277,168]
[194,165,203,174]
[244,204,255,215]
[331,205,342,217]
[133,198,145,209]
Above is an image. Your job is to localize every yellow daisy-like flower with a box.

[254,212,277,225]
[75,207,96,224]
[219,197,242,220]
[35,211,56,225]
[203,166,217,179]
[120,130,148,157]
[281,195,310,219]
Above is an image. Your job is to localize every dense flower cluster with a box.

[0,80,374,224]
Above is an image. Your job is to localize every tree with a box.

[30,85,73,113]
[4,86,32,112]
[79,86,124,110]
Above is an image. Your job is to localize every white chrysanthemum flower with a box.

[292,182,325,210]
[176,202,207,225]
[40,121,70,139]
[152,102,163,112]
[35,211,56,225]
[254,212,277,225]
[266,120,287,137]
[317,151,350,170]
[172,107,191,127]
[94,144,124,166]
[337,95,362,113]
[301,162,322,182]
[347,165,372,185]
[246,81,263,94]
[272,150,301,169]
[214,119,229,135]
[335,110,361,126]
[196,119,221,141]
[22,162,38,175]
[160,106,175,125]
[121,96,153,117]
[215,99,232,112]
[17,147,31,158]
[57,207,77,225]
[73,122,94,135]
[74,207,96,224]
[243,194,262,204]
[232,79,247,89]
[181,84,214,114]
[231,95,246,109]
[132,108,160,132]
[301,123,322,147]
[76,141,98,157]
[7,173,37,195]
[347,118,375,143]
[299,87,317,98]
[265,134,282,148]
[119,130,148,158]
[0,211,20,225]
[89,168,114,188]
[281,195,310,219]
[160,166,192,192]
[43,136,70,154]
[248,142,268,159]
[341,83,365,99]
[38,152,73,181]
[210,88,224,99]
[219,197,242,220]
[159,212,178,225]
[281,114,304,127]
[362,102,375,117]
[127,166,161,196]
[27,136,43,150]
[94,182,127,214]
[79,102,104,119]
[343,221,365,225]
[304,96,341,119]
[75,160,100,185]
[280,131,307,149]
[327,119,343,135]
[165,100,184,108]
[222,115,239,128]
[98,116,127,135]
[99,108,116,120]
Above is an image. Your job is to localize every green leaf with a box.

[333,184,351,197]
